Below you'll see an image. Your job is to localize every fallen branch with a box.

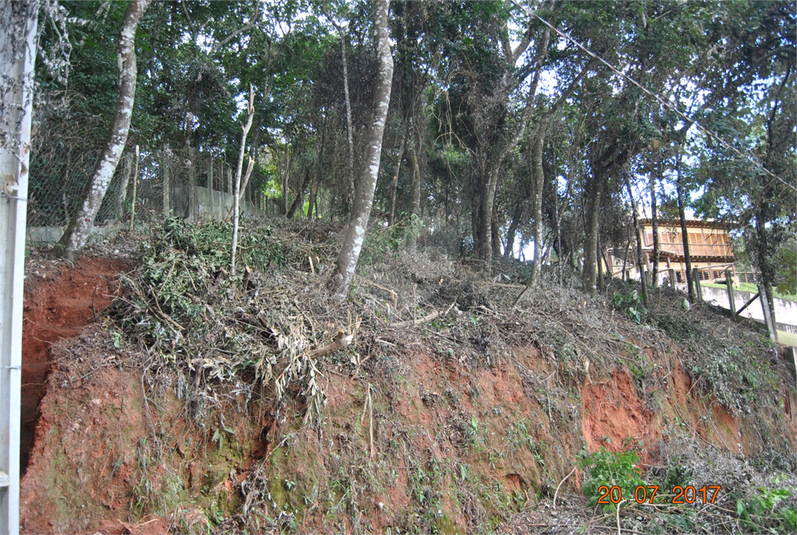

[356,275,398,308]
[307,329,353,359]
[513,284,530,307]
[390,302,455,329]
[553,467,576,509]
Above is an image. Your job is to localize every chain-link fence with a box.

[28,139,265,242]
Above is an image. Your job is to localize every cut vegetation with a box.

[19,219,797,534]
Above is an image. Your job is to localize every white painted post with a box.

[692,267,702,302]
[758,284,778,343]
[0,3,39,534]
[726,268,737,321]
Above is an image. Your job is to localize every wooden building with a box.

[610,219,736,285]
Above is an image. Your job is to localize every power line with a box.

[515,3,796,194]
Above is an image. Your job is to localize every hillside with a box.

[19,219,797,534]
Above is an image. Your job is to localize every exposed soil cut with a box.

[21,255,127,473]
[581,370,661,463]
[18,221,797,534]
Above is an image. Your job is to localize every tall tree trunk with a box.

[479,160,502,266]
[58,0,151,259]
[162,148,171,217]
[280,147,292,216]
[115,153,132,219]
[472,28,553,269]
[340,31,355,214]
[755,206,778,331]
[308,114,327,220]
[332,0,393,300]
[388,125,407,226]
[529,128,546,285]
[287,167,312,219]
[187,146,197,220]
[407,128,421,248]
[491,208,501,258]
[307,179,318,220]
[237,146,257,208]
[621,237,631,281]
[649,170,659,287]
[231,85,255,275]
[582,173,605,294]
[503,200,524,259]
[597,231,604,293]
[675,151,695,302]
[409,134,421,219]
[623,174,649,307]
[0,5,38,528]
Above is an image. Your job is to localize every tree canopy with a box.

[30,0,796,300]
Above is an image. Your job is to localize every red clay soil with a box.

[21,255,127,473]
[581,370,661,463]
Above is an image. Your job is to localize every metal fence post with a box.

[692,267,702,302]
[0,4,38,533]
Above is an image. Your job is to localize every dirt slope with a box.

[18,221,797,534]
[21,255,126,472]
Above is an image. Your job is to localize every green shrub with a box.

[611,290,647,324]
[736,477,797,533]
[577,445,648,512]
[360,213,423,265]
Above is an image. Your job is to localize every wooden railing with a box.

[657,243,733,258]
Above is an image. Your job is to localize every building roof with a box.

[638,218,735,230]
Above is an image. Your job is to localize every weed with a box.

[507,421,544,465]
[360,213,423,265]
[612,290,647,324]
[488,450,505,470]
[577,445,648,512]
[736,475,797,533]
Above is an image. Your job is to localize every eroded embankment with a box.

[17,220,797,534]
[21,255,126,472]
[19,326,797,535]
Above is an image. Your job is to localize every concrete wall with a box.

[700,285,797,334]
[27,223,124,244]
[193,186,261,220]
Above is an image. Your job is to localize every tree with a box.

[431,2,546,265]
[231,85,255,275]
[331,0,393,300]
[683,1,796,319]
[57,0,151,259]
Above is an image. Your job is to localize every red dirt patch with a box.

[21,255,127,472]
[581,370,661,463]
[21,355,149,535]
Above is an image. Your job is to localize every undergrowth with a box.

[68,217,796,535]
[116,217,337,426]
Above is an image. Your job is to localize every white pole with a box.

[0,3,39,534]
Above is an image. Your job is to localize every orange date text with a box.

[596,485,721,505]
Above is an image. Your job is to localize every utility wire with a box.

[515,3,796,194]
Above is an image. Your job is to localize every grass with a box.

[777,331,797,347]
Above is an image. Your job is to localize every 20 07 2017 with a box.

[597,485,722,505]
